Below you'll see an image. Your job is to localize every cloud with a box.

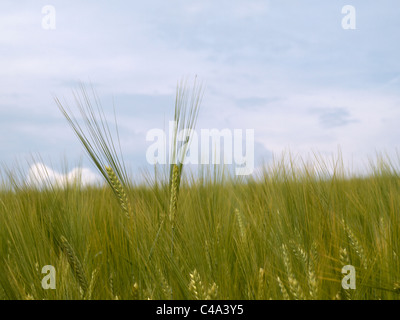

[26,163,102,188]
[0,1,400,175]
[314,107,357,128]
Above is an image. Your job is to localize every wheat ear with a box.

[234,208,246,241]
[205,282,218,300]
[85,268,98,300]
[277,276,290,300]
[169,164,179,226]
[188,269,204,300]
[106,166,132,218]
[282,244,305,300]
[158,269,173,300]
[342,220,368,270]
[60,236,88,294]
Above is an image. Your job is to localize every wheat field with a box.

[0,81,399,300]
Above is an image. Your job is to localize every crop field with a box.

[0,83,399,300]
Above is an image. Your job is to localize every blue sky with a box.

[1,0,400,178]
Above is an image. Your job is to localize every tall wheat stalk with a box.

[168,76,203,218]
[148,77,203,260]
[56,83,130,196]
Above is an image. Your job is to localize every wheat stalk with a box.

[288,277,305,300]
[205,282,218,300]
[108,272,115,297]
[342,220,368,270]
[277,276,290,300]
[169,164,179,226]
[60,236,88,294]
[307,261,318,299]
[85,268,98,300]
[158,269,173,300]
[106,166,132,218]
[257,267,265,299]
[188,269,218,300]
[188,269,204,300]
[204,240,213,273]
[234,208,246,241]
[290,242,318,299]
[282,244,305,300]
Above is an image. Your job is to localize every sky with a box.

[1,0,400,182]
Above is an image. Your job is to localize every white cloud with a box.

[26,163,102,188]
